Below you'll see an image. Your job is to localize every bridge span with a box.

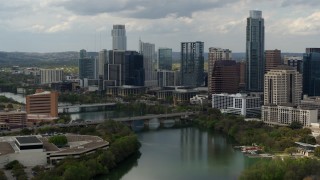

[56,111,198,128]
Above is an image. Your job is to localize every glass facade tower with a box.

[181,41,204,87]
[246,10,265,92]
[303,48,320,96]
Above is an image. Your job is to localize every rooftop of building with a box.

[0,111,27,115]
[15,136,42,145]
[0,142,15,156]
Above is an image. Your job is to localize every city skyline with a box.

[1,1,320,53]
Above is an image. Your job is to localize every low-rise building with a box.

[190,95,208,105]
[262,105,318,127]
[212,93,261,117]
[300,95,320,119]
[0,135,109,168]
[106,86,146,97]
[0,111,26,128]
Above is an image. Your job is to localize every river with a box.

[1,92,258,179]
[103,127,258,180]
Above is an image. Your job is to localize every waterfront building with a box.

[79,49,97,79]
[262,105,317,127]
[26,90,58,118]
[246,10,265,92]
[212,93,261,117]
[112,25,126,50]
[265,49,281,72]
[210,60,240,94]
[190,95,208,105]
[283,56,303,73]
[0,111,26,128]
[181,41,204,87]
[139,40,157,87]
[303,48,320,96]
[208,47,232,95]
[158,48,172,70]
[157,70,180,87]
[106,86,146,97]
[0,135,109,168]
[264,66,302,106]
[40,69,64,84]
[98,49,108,78]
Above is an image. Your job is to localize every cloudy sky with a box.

[1,0,320,53]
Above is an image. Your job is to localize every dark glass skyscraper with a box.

[181,41,204,87]
[78,49,96,79]
[303,48,320,96]
[158,48,172,70]
[125,51,144,86]
[246,10,265,92]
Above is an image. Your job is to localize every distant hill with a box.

[0,51,303,67]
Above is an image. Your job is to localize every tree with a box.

[49,135,68,147]
[316,135,320,145]
[285,147,297,156]
[299,135,317,145]
[6,103,13,109]
[314,147,320,157]
[63,165,90,180]
[289,121,303,129]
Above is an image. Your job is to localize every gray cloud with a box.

[281,0,319,7]
[54,0,237,19]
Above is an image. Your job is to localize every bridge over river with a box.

[56,111,198,130]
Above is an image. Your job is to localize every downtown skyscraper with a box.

[139,40,157,87]
[181,41,204,87]
[246,10,265,92]
[112,25,127,50]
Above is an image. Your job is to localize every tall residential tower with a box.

[246,10,265,92]
[181,41,204,87]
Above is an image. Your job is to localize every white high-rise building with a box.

[264,66,302,106]
[112,25,126,50]
[98,49,108,78]
[139,40,157,87]
[40,69,64,84]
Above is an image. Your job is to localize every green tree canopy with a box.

[49,135,68,147]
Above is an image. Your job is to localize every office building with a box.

[239,61,246,91]
[181,41,204,87]
[208,47,232,94]
[0,111,26,128]
[158,48,172,70]
[79,49,97,79]
[40,69,64,84]
[262,105,317,127]
[246,10,265,92]
[157,70,180,87]
[300,95,320,118]
[264,66,302,106]
[98,49,108,78]
[212,93,261,117]
[303,48,320,96]
[210,60,240,94]
[125,51,144,86]
[139,40,157,87]
[112,25,126,50]
[283,56,303,73]
[265,49,281,72]
[104,50,126,86]
[26,90,58,118]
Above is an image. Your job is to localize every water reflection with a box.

[103,128,258,180]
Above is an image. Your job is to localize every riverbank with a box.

[28,120,141,179]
